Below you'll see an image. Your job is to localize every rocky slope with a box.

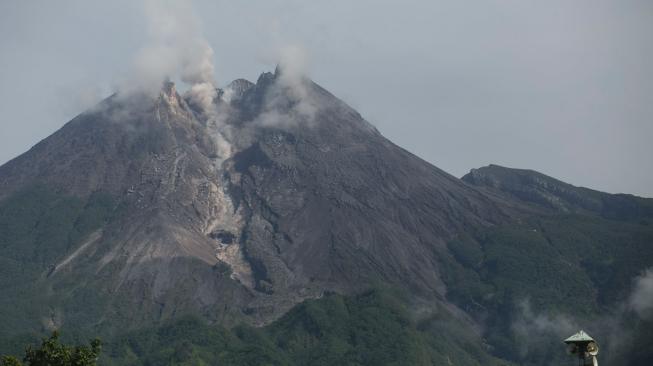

[0,70,519,333]
[0,69,651,365]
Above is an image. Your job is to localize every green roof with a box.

[564,330,595,343]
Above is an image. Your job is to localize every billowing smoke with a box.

[120,0,236,163]
[276,44,310,87]
[255,43,319,128]
[277,44,317,119]
[187,81,218,113]
[115,2,324,161]
[121,0,216,103]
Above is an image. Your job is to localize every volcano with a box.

[1,69,651,365]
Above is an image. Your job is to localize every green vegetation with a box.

[0,186,116,351]
[442,213,653,364]
[0,186,115,267]
[102,289,510,366]
[1,331,101,366]
[1,185,651,365]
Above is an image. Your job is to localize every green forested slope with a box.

[441,213,653,365]
[1,181,652,365]
[100,290,511,366]
[0,186,116,344]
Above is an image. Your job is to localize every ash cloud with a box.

[187,81,218,114]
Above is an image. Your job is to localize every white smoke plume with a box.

[277,44,318,119]
[513,301,579,338]
[116,3,323,159]
[276,44,310,87]
[629,268,653,320]
[255,43,319,128]
[120,0,216,102]
[122,0,234,163]
[187,81,218,113]
[511,300,579,359]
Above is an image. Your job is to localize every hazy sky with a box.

[1,0,652,196]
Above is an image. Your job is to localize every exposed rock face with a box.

[221,78,254,103]
[3,69,653,365]
[0,70,527,331]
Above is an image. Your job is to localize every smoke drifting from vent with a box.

[121,0,216,101]
[119,0,237,163]
[116,2,324,161]
[254,43,320,128]
[277,44,317,120]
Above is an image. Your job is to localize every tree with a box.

[0,331,101,366]
[0,356,22,366]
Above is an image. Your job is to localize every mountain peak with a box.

[2,65,653,365]
[222,78,254,103]
[162,79,176,95]
[159,80,184,110]
[0,68,518,334]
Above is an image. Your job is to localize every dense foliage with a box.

[1,331,101,366]
[101,289,510,366]
[441,213,653,365]
[0,186,116,353]
[1,184,652,365]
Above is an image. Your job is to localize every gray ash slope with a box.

[0,69,518,332]
[1,68,652,365]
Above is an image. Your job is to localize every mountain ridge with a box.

[463,164,653,219]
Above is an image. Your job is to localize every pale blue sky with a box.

[1,0,652,196]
